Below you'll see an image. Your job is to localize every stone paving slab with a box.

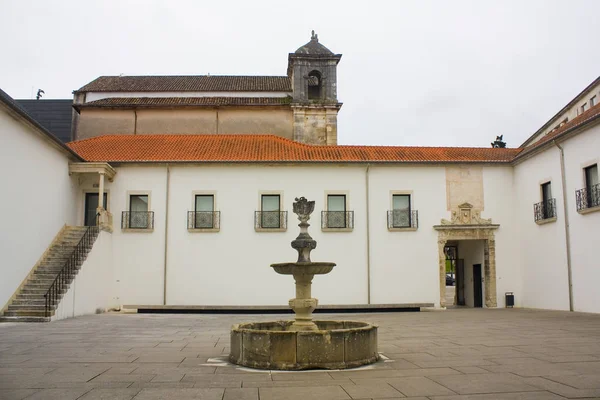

[1,308,600,399]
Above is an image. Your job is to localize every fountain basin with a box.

[271,262,336,275]
[230,320,378,370]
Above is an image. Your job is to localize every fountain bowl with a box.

[270,261,336,275]
[230,320,378,370]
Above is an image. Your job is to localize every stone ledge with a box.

[122,303,434,312]
[578,205,600,215]
[536,217,557,225]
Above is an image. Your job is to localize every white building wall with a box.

[107,165,168,306]
[513,147,570,310]
[95,162,519,309]
[0,108,77,309]
[482,166,522,308]
[367,165,446,307]
[165,164,368,306]
[54,231,117,320]
[561,124,600,313]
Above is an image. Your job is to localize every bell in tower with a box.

[287,31,342,145]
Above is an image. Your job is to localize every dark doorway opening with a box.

[473,264,483,308]
[84,192,107,226]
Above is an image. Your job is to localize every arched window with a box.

[307,70,322,100]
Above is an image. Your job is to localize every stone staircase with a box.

[0,226,99,322]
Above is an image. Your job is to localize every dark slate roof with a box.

[76,76,292,93]
[16,99,73,143]
[295,33,334,55]
[0,89,81,159]
[76,97,292,110]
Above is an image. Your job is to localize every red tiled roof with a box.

[76,76,292,93]
[516,102,600,159]
[67,135,522,163]
[76,97,291,109]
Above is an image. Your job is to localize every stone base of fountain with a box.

[230,320,378,370]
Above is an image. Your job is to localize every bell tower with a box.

[288,31,342,145]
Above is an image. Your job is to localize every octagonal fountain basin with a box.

[230,320,378,370]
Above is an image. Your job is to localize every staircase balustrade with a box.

[44,226,99,317]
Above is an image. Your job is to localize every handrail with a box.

[44,226,99,317]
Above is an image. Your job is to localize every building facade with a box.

[1,41,599,321]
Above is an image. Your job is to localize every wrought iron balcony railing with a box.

[387,210,419,229]
[533,199,556,222]
[576,183,600,212]
[121,211,154,229]
[321,211,354,229]
[187,211,220,229]
[255,211,287,229]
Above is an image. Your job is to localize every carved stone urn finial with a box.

[291,197,317,263]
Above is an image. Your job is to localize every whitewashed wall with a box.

[482,166,522,308]
[0,108,77,309]
[54,231,117,320]
[561,124,600,313]
[166,164,368,306]
[368,165,446,307]
[86,162,521,309]
[513,147,570,310]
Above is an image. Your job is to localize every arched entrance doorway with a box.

[434,203,499,308]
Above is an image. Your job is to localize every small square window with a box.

[591,96,596,107]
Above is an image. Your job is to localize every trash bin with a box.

[505,292,514,308]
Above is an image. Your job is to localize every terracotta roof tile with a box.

[517,102,600,159]
[77,97,291,109]
[67,135,522,163]
[76,76,292,93]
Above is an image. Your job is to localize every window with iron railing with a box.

[576,164,600,212]
[255,194,287,230]
[387,194,418,229]
[534,199,556,222]
[322,194,354,230]
[122,211,154,229]
[187,211,220,230]
[188,195,219,230]
[122,194,154,229]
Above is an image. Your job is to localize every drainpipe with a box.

[163,164,171,305]
[365,163,371,304]
[554,141,574,312]
[134,110,138,135]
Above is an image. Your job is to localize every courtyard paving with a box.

[1,309,600,399]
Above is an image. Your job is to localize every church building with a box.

[1,34,599,322]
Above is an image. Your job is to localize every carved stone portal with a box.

[434,203,499,309]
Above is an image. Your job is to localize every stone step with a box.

[36,266,81,273]
[20,287,66,295]
[33,273,76,280]
[3,310,54,318]
[0,316,51,323]
[7,304,56,311]
[10,298,55,306]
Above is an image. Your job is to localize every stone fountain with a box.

[230,197,378,370]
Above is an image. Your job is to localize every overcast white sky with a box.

[1,0,598,147]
